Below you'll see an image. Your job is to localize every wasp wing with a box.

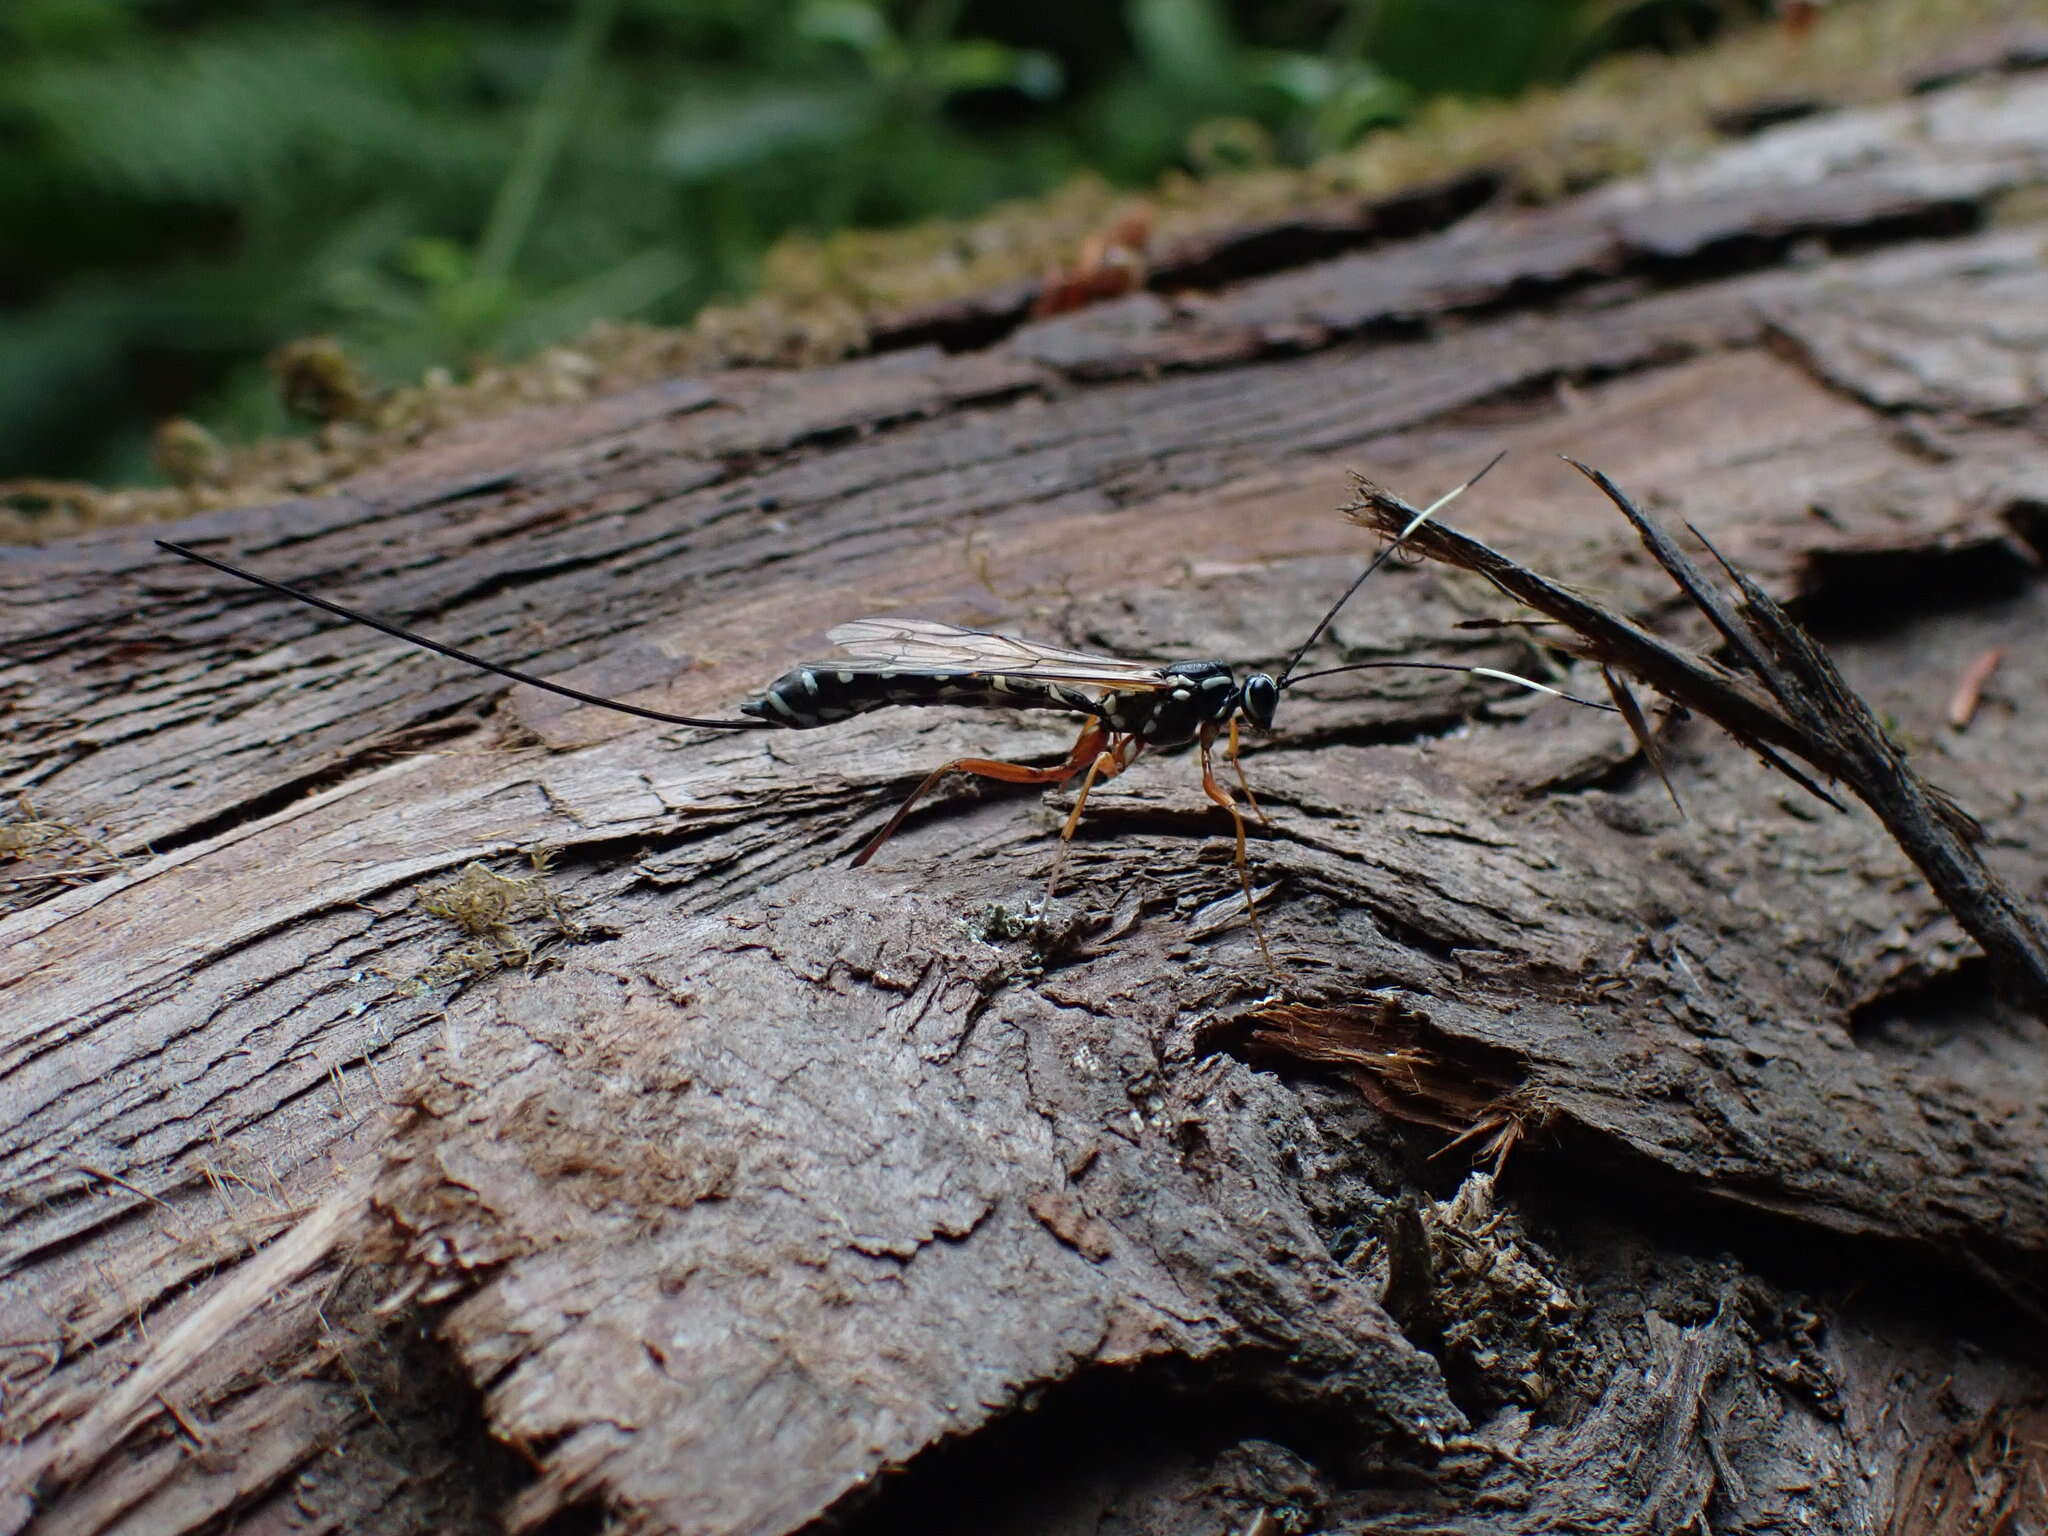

[823,618,1173,691]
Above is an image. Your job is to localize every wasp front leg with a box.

[1225,716,1272,829]
[1200,723,1278,973]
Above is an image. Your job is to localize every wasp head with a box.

[1239,672,1279,731]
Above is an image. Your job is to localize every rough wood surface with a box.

[5,66,2048,1536]
[1345,459,2048,1008]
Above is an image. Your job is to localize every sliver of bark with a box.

[1889,1399,2048,1535]
[1231,999,1541,1173]
[1344,463,2048,1016]
[20,1175,372,1504]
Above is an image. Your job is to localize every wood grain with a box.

[5,69,2048,1536]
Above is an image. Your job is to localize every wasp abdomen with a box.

[741,667,1104,730]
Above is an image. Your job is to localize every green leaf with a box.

[1126,0,1238,94]
[793,0,894,63]
[655,85,867,181]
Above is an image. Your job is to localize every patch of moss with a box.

[415,851,594,982]
[0,796,130,913]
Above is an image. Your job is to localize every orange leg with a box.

[851,720,1110,868]
[1225,717,1271,828]
[1044,734,1142,902]
[1201,724,1278,974]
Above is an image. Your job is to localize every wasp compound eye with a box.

[1241,673,1279,730]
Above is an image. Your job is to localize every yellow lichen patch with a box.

[415,852,592,981]
[0,796,130,914]
[270,337,381,426]
[3,0,2031,544]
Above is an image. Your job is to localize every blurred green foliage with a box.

[0,0,1743,481]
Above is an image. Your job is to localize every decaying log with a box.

[1344,459,2048,1009]
[6,60,2048,1536]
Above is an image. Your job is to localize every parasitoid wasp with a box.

[156,455,1613,954]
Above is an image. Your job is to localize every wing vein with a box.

[820,618,1172,691]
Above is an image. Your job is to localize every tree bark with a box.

[6,61,2048,1536]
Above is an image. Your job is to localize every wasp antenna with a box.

[1467,665,1619,712]
[154,540,769,731]
[1417,447,1506,522]
[1278,658,1618,713]
[1276,451,1507,687]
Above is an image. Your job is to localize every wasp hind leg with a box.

[851,720,1111,869]
[1201,724,1279,974]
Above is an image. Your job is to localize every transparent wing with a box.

[823,617,1173,690]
